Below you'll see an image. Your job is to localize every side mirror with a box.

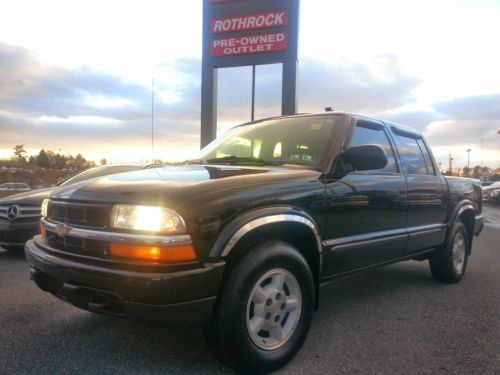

[342,144,388,171]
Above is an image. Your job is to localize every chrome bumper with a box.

[41,217,192,246]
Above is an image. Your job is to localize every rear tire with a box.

[429,221,469,283]
[207,240,314,373]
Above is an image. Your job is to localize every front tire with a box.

[207,240,314,373]
[429,221,469,283]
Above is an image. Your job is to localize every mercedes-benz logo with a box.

[7,205,20,220]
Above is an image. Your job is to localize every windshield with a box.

[60,165,143,186]
[198,115,341,167]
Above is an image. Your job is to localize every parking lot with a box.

[1,204,499,374]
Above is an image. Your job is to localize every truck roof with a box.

[235,112,422,136]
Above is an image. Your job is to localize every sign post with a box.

[201,0,300,148]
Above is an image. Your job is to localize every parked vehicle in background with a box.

[0,183,31,198]
[483,181,500,203]
[0,164,157,251]
[26,113,483,373]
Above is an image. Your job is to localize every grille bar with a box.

[46,230,107,258]
[48,201,110,228]
[0,205,41,220]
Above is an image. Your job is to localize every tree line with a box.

[1,145,95,170]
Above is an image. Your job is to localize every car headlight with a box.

[491,190,499,197]
[41,199,49,218]
[111,204,186,233]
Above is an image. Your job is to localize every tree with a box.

[472,165,482,179]
[46,150,57,169]
[36,149,51,168]
[100,158,107,165]
[13,145,27,164]
[54,153,66,169]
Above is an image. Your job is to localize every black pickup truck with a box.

[26,113,483,373]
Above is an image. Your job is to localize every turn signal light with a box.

[109,243,197,263]
[40,227,46,237]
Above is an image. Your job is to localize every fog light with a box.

[109,243,197,263]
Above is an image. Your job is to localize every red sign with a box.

[211,32,288,56]
[211,11,288,33]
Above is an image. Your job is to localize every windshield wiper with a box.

[205,156,283,166]
[181,158,206,165]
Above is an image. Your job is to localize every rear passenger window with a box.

[417,139,436,175]
[348,123,397,173]
[394,134,431,175]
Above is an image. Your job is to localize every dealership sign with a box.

[211,32,288,56]
[211,11,288,33]
[203,0,299,67]
[201,0,300,147]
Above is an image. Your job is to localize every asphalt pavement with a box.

[1,205,499,374]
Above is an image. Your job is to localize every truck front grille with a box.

[46,230,107,258]
[48,201,109,228]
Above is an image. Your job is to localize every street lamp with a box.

[466,149,471,176]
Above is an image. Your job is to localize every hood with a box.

[0,187,56,206]
[483,182,500,191]
[50,165,321,209]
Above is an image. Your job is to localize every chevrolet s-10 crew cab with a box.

[26,113,484,373]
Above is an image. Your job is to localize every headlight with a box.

[491,190,499,197]
[41,199,49,217]
[111,204,186,233]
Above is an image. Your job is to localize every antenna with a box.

[151,78,154,161]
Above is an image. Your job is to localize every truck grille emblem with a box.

[55,223,70,237]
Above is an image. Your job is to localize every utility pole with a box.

[466,149,471,176]
[448,151,453,175]
[480,137,483,168]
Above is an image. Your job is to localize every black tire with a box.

[429,221,469,283]
[206,240,315,374]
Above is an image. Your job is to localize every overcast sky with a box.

[0,0,499,169]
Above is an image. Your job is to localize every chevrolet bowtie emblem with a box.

[55,223,70,237]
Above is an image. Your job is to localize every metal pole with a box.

[151,78,154,159]
[200,66,218,149]
[251,65,256,122]
[466,149,471,176]
[480,137,483,168]
[282,60,298,115]
[449,151,453,175]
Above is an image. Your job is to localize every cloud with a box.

[0,43,44,100]
[1,42,497,167]
[378,110,437,132]
[0,43,152,120]
[377,94,500,167]
[434,93,500,122]
[298,56,421,113]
